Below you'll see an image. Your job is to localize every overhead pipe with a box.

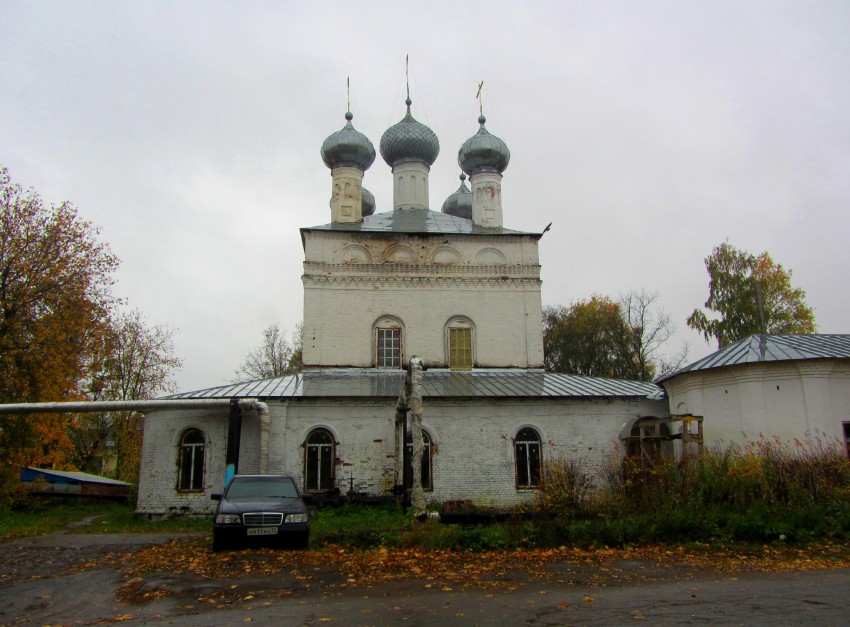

[0,397,272,483]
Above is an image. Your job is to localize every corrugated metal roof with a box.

[23,467,131,486]
[658,334,850,383]
[301,207,540,237]
[163,369,663,401]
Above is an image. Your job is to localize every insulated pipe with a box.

[0,399,265,414]
[0,397,272,482]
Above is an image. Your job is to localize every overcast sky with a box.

[2,0,848,393]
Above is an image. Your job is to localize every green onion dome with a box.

[379,98,440,167]
[441,173,472,220]
[321,111,376,171]
[361,187,376,217]
[458,115,510,175]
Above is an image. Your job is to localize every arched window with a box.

[178,428,205,492]
[445,316,475,370]
[514,427,541,489]
[304,428,335,492]
[406,430,433,491]
[374,316,404,368]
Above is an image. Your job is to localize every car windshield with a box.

[225,477,299,499]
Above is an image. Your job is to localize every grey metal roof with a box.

[163,369,663,401]
[302,207,539,237]
[658,334,850,383]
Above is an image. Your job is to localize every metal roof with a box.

[163,369,663,401]
[658,334,850,383]
[301,207,540,237]
[22,467,131,486]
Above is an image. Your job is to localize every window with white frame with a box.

[445,316,474,370]
[305,428,335,492]
[514,427,541,489]
[177,428,205,491]
[374,316,404,368]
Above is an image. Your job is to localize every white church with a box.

[135,94,850,517]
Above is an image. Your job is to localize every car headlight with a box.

[285,513,308,524]
[215,513,241,524]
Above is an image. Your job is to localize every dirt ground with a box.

[2,522,850,626]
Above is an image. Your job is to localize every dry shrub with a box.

[534,456,592,518]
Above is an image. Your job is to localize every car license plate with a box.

[247,527,278,536]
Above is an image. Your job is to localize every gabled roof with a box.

[658,334,850,383]
[301,207,540,238]
[163,369,664,401]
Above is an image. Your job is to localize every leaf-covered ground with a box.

[99,537,850,604]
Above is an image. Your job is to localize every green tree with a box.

[235,323,302,381]
[0,166,118,504]
[687,242,816,349]
[543,295,633,378]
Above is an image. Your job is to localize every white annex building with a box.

[135,95,850,517]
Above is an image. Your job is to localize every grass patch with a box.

[0,503,208,541]
[310,502,409,548]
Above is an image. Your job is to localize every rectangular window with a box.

[178,443,204,491]
[448,328,472,370]
[376,327,401,368]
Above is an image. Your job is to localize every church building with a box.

[135,94,669,516]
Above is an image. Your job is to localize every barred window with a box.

[514,427,541,489]
[305,428,335,492]
[178,428,205,491]
[376,327,402,368]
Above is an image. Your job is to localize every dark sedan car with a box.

[211,474,310,551]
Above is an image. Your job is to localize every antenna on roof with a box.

[476,80,484,116]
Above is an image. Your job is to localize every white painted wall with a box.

[301,230,544,369]
[662,360,850,446]
[136,395,668,515]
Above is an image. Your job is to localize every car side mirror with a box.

[211,493,222,501]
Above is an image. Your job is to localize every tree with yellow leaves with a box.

[688,242,816,349]
[0,166,119,504]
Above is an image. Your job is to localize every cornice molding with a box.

[302,274,542,289]
[304,261,541,278]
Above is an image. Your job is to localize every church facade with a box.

[134,93,850,518]
[135,95,669,516]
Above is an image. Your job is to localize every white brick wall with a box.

[136,396,668,515]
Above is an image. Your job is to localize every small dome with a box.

[361,187,375,217]
[321,111,376,171]
[458,115,510,176]
[380,98,440,168]
[441,173,472,220]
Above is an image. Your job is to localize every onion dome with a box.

[441,173,472,220]
[458,115,510,175]
[379,98,440,167]
[361,187,376,217]
[321,111,376,171]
